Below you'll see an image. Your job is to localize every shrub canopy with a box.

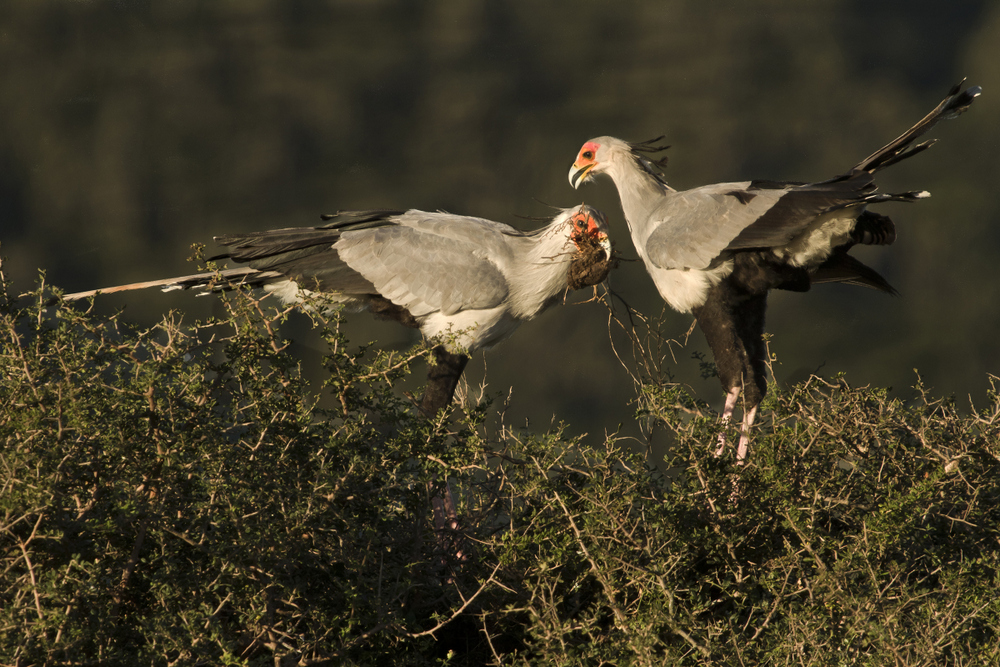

[2,273,999,666]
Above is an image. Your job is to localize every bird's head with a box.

[566,205,612,259]
[568,139,609,189]
[569,136,670,189]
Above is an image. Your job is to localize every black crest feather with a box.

[629,135,671,170]
[628,136,671,184]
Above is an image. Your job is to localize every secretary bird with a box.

[64,205,613,416]
[569,81,980,460]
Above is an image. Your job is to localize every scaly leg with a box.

[736,403,758,463]
[714,385,742,457]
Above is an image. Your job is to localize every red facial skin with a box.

[576,141,601,166]
[570,142,602,189]
[569,209,609,246]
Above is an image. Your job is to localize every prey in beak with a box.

[567,206,616,290]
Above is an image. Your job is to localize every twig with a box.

[404,561,503,639]
[18,512,46,620]
[551,490,627,626]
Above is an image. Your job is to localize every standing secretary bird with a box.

[65,205,613,416]
[569,81,980,461]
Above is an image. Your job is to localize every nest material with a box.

[567,235,618,290]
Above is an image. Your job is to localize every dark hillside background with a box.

[2,1,998,437]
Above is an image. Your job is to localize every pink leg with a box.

[735,404,757,463]
[714,386,742,457]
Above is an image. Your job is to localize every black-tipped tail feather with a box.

[849,80,981,176]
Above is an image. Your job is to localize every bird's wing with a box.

[642,182,783,269]
[722,176,879,250]
[214,210,407,295]
[335,210,513,318]
[643,176,880,269]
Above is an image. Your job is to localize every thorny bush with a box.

[2,267,999,666]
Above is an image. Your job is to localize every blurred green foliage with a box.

[2,266,999,665]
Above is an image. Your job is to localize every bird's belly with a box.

[418,306,517,353]
[263,279,307,304]
[262,280,360,315]
[648,264,732,314]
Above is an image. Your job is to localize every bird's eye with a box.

[582,151,594,160]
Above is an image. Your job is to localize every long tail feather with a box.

[850,80,981,175]
[61,267,281,302]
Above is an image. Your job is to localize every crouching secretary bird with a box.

[569,81,980,461]
[64,205,613,416]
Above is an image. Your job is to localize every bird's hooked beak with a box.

[568,141,601,189]
[596,231,612,260]
[568,162,594,189]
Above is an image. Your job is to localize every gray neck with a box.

[606,159,674,238]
